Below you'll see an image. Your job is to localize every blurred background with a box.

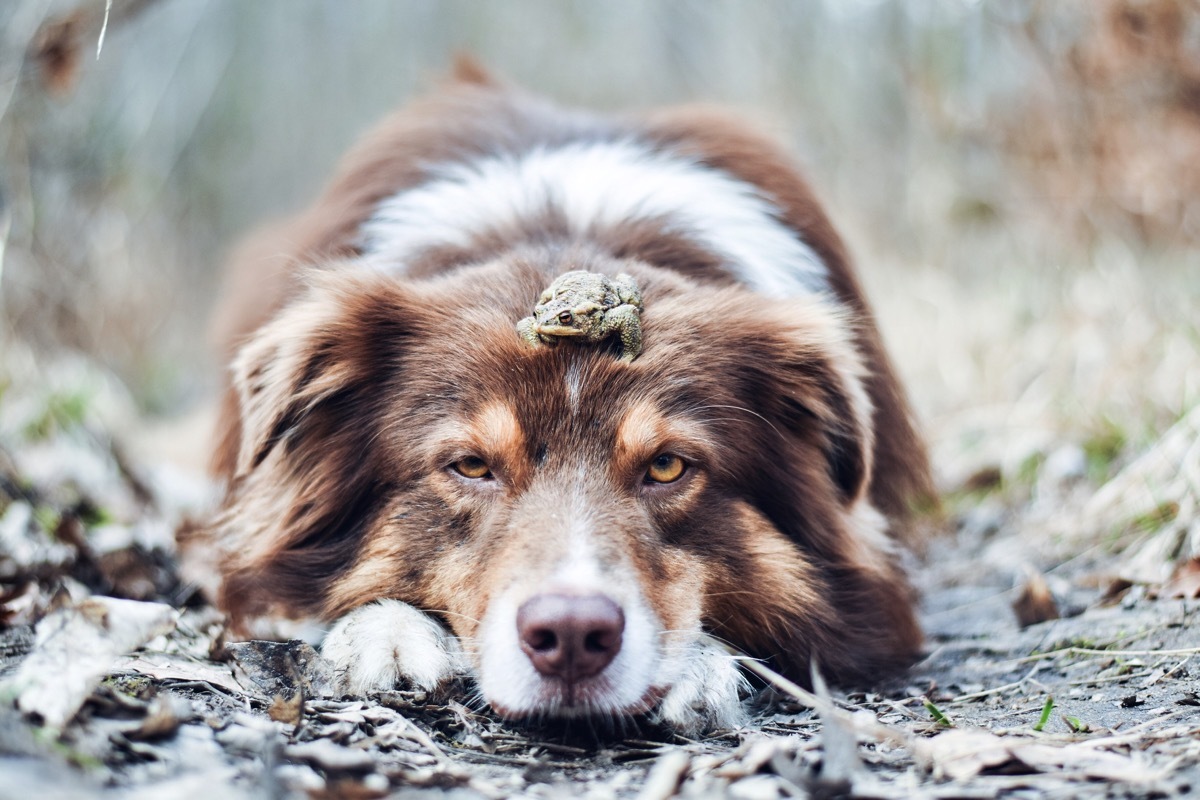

[1,0,1198,478]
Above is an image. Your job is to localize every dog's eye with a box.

[646,454,686,484]
[452,456,492,480]
[558,311,573,325]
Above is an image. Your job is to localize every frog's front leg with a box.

[613,273,644,309]
[606,304,643,362]
[516,316,552,349]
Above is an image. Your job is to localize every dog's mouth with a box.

[486,678,666,722]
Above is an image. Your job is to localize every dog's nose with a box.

[517,593,625,682]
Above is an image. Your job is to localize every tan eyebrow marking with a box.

[474,401,525,459]
[615,399,721,481]
[615,399,663,472]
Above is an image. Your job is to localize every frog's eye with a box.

[451,456,492,480]
[557,311,573,325]
[645,454,686,484]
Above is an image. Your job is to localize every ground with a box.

[1,348,1198,800]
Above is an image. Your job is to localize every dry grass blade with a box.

[1076,405,1200,583]
[1015,646,1200,665]
[729,651,911,750]
[635,750,690,800]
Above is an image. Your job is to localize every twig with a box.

[1014,646,1200,664]
[947,663,1044,705]
[397,715,451,766]
[96,0,112,59]
[1065,670,1154,687]
[731,654,912,749]
[1144,656,1191,687]
[160,679,248,710]
[1073,715,1193,750]
[947,680,1024,704]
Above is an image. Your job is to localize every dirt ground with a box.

[2,349,1199,800]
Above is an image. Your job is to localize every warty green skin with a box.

[516,270,644,362]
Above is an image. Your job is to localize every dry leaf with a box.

[915,727,1160,783]
[637,750,690,800]
[4,595,177,730]
[286,739,376,773]
[1159,557,1200,599]
[111,652,246,697]
[1013,567,1061,627]
[126,694,192,740]
[269,692,304,726]
[227,639,334,701]
[915,729,1015,781]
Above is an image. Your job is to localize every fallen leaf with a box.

[1160,557,1200,599]
[1013,567,1061,628]
[915,727,1161,783]
[268,691,304,725]
[3,595,177,730]
[812,667,863,785]
[286,739,376,773]
[637,750,690,800]
[226,639,334,701]
[126,694,192,740]
[914,729,1015,781]
[111,652,245,697]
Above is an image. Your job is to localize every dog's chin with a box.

[478,640,748,735]
[487,680,664,723]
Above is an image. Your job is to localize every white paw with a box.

[321,600,461,694]
[654,640,749,734]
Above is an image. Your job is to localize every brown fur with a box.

[197,71,933,693]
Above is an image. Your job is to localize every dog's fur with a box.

[195,64,935,732]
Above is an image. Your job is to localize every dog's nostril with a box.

[516,593,625,682]
[584,629,616,653]
[526,628,558,653]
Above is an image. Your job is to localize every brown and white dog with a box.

[197,63,935,733]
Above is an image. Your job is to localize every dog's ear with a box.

[213,269,424,624]
[751,298,875,506]
[230,268,417,478]
[784,323,873,505]
[448,53,500,87]
[644,287,874,506]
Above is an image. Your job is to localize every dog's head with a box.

[212,253,917,723]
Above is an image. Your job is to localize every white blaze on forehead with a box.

[359,140,828,296]
[564,362,583,416]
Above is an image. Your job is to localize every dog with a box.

[195,62,935,733]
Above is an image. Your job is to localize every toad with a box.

[516,270,644,362]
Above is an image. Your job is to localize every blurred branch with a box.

[0,184,10,313]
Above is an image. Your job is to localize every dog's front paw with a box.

[653,641,749,734]
[321,600,460,695]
